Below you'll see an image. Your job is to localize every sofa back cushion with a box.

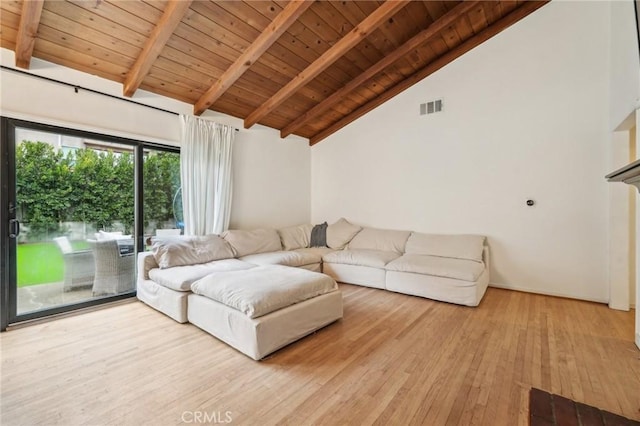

[152,235,235,269]
[278,224,312,251]
[222,228,282,257]
[405,233,486,262]
[326,218,362,250]
[348,227,411,253]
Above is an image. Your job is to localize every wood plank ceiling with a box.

[0,0,548,145]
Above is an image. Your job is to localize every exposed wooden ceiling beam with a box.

[193,0,314,116]
[280,0,481,139]
[123,0,192,97]
[309,1,550,146]
[14,0,44,69]
[243,0,410,130]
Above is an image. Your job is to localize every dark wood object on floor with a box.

[530,388,640,426]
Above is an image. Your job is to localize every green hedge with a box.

[17,141,180,241]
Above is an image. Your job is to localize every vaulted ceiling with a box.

[0,0,548,145]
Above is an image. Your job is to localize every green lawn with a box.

[17,241,90,287]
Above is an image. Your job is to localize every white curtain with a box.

[179,115,235,236]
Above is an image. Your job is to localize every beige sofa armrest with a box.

[138,251,158,281]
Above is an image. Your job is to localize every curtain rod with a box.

[0,65,239,131]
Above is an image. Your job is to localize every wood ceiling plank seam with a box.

[218,2,378,97]
[326,1,390,59]
[422,1,447,23]
[282,6,369,79]
[15,0,44,68]
[1,7,20,30]
[1,0,23,16]
[483,1,503,25]
[427,36,450,58]
[107,0,163,26]
[123,0,193,97]
[191,0,329,93]
[30,31,132,78]
[158,45,226,81]
[35,23,135,74]
[244,0,411,129]
[33,39,128,83]
[452,12,476,42]
[142,0,169,12]
[282,92,358,118]
[150,56,218,90]
[176,25,322,102]
[0,24,17,50]
[44,1,148,48]
[353,1,402,48]
[146,66,211,95]
[180,6,252,60]
[309,1,550,146]
[215,96,292,128]
[148,62,316,118]
[139,79,199,104]
[68,0,154,37]
[219,0,354,86]
[39,9,142,60]
[180,6,347,99]
[467,3,489,34]
[300,8,379,78]
[502,1,521,16]
[191,1,264,42]
[311,1,385,71]
[327,0,412,82]
[193,0,314,115]
[170,25,249,71]
[280,0,481,138]
[438,21,463,50]
[216,0,272,30]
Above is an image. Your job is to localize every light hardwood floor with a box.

[1,285,639,425]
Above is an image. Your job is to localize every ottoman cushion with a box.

[191,265,338,319]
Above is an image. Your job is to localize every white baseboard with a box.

[488,283,608,304]
[636,333,640,350]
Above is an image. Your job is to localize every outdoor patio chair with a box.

[53,236,95,292]
[88,239,135,296]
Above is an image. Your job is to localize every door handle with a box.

[8,219,20,239]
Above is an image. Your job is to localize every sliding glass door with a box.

[143,149,182,249]
[1,117,179,329]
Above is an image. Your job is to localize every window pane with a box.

[143,149,182,249]
[15,128,135,315]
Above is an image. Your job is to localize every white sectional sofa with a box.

[136,219,490,358]
[321,223,489,307]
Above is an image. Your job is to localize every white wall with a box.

[0,48,310,230]
[311,1,611,302]
[609,0,640,132]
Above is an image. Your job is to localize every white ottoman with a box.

[188,265,343,360]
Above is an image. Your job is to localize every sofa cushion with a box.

[278,224,312,251]
[222,228,282,257]
[323,249,400,269]
[149,259,256,291]
[191,265,338,319]
[240,250,321,268]
[294,247,336,257]
[152,234,235,269]
[405,233,485,262]
[348,227,411,253]
[385,254,484,282]
[326,218,362,250]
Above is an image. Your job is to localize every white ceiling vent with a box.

[420,99,443,115]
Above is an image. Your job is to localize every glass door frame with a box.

[0,117,179,330]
